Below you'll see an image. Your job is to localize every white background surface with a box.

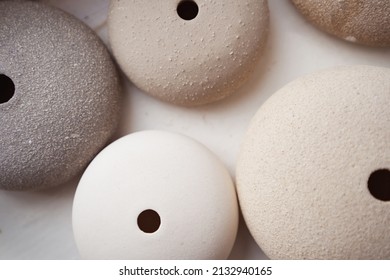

[0,0,389,260]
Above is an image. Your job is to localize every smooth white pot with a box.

[73,130,238,259]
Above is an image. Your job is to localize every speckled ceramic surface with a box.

[108,0,269,106]
[1,0,389,261]
[237,65,390,259]
[0,0,121,191]
[73,131,239,259]
[292,0,390,47]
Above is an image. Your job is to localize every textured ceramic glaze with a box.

[237,65,390,259]
[292,0,390,47]
[108,0,269,106]
[73,131,238,259]
[0,1,121,191]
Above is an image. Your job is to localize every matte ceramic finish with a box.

[237,65,390,259]
[73,131,239,259]
[292,0,390,47]
[0,1,121,191]
[108,0,269,106]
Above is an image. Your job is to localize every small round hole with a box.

[368,169,390,201]
[0,74,15,104]
[177,0,199,21]
[137,209,161,233]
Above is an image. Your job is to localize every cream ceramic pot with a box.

[291,0,390,47]
[237,65,390,259]
[108,0,269,106]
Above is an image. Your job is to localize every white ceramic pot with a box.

[73,130,238,259]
